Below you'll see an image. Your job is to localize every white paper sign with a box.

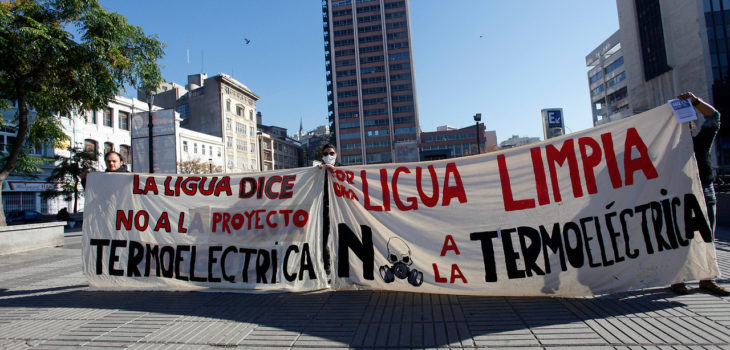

[668,98,697,123]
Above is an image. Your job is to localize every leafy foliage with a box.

[0,0,164,223]
[42,147,98,213]
[178,159,223,174]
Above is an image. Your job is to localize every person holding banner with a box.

[80,151,130,188]
[318,144,340,280]
[671,92,729,296]
[101,151,129,173]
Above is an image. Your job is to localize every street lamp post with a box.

[473,113,482,154]
[147,91,155,173]
[208,158,213,173]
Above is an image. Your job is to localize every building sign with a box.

[6,181,58,192]
[546,109,563,127]
[542,108,565,140]
[131,110,178,173]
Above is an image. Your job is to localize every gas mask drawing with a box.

[379,237,423,287]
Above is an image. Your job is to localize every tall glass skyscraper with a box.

[704,0,730,165]
[322,0,420,165]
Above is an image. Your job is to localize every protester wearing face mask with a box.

[318,143,339,282]
[320,144,340,168]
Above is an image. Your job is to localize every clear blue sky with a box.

[100,1,619,143]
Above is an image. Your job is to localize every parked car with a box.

[6,210,42,224]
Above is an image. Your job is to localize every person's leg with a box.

[671,282,688,295]
[698,184,729,296]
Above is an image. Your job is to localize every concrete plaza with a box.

[0,227,729,349]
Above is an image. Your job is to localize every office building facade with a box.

[322,0,420,165]
[142,73,260,173]
[586,31,631,126]
[499,135,541,149]
[612,0,730,168]
[257,113,305,170]
[420,124,496,161]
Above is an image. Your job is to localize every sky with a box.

[100,1,619,143]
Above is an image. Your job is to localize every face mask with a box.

[322,155,336,165]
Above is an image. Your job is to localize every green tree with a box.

[0,0,164,225]
[42,147,97,213]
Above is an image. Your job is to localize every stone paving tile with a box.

[0,339,31,350]
[34,307,116,320]
[3,233,730,348]
[0,319,87,340]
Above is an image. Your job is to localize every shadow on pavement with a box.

[0,219,727,347]
[0,286,689,347]
[0,285,87,297]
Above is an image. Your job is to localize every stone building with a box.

[142,73,260,173]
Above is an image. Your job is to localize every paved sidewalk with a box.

[1,229,729,349]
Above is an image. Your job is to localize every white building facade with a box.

[1,95,148,215]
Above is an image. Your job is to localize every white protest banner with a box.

[82,166,327,292]
[329,105,719,296]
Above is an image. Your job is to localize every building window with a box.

[193,143,198,154]
[604,56,624,74]
[342,154,362,165]
[226,118,232,130]
[249,110,253,120]
[607,71,626,88]
[226,136,232,147]
[29,141,45,156]
[85,111,97,124]
[118,111,130,130]
[250,143,255,153]
[341,132,361,140]
[176,104,189,120]
[104,142,113,155]
[635,0,670,81]
[237,106,243,116]
[226,100,231,111]
[120,145,131,164]
[84,139,98,154]
[218,147,221,157]
[366,129,389,137]
[201,144,206,155]
[183,140,188,152]
[366,151,392,163]
[589,70,603,84]
[103,108,113,127]
[249,126,254,136]
[394,127,416,135]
